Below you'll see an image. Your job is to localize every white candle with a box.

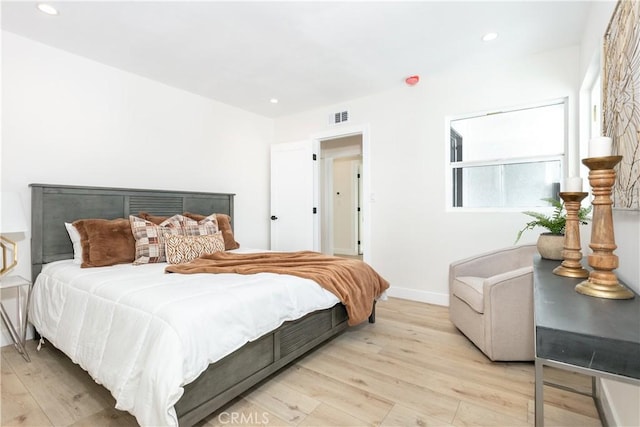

[564,176,582,192]
[588,136,612,158]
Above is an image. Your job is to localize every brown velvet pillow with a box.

[183,212,240,250]
[138,212,168,225]
[72,218,136,268]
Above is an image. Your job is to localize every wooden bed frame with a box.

[30,183,361,426]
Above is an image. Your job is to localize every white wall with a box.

[275,45,581,305]
[1,31,274,344]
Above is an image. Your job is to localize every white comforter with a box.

[29,253,340,426]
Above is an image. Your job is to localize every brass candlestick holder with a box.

[553,192,589,278]
[576,156,634,299]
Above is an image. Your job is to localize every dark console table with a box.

[533,256,640,426]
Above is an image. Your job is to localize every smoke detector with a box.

[405,75,420,86]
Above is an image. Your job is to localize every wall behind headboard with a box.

[2,32,274,345]
[2,31,275,274]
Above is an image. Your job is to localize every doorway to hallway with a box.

[319,134,363,257]
[269,125,371,263]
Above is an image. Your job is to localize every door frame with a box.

[312,124,371,263]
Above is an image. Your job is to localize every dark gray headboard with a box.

[30,184,235,281]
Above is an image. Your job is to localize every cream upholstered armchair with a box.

[448,244,537,361]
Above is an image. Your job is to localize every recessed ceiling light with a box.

[269,98,279,104]
[482,32,498,42]
[37,3,59,15]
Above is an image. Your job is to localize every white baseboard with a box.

[385,286,449,306]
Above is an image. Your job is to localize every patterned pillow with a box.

[183,212,239,250]
[130,215,185,264]
[164,232,225,264]
[182,213,218,236]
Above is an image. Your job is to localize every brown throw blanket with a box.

[165,251,389,326]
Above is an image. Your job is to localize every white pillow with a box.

[64,222,82,264]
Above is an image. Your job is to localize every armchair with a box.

[449,244,537,361]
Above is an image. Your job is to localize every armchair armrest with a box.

[482,265,534,314]
[483,266,534,291]
[482,265,535,360]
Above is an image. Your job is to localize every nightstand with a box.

[0,275,31,362]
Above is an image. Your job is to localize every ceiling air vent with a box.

[330,110,349,125]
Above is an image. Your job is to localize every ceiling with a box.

[1,1,595,118]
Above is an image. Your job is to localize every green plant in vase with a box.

[515,198,591,260]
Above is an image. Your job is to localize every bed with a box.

[29,183,385,426]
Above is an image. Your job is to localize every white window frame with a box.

[445,98,568,212]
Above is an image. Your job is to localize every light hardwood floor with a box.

[1,298,601,426]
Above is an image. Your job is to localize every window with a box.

[590,75,601,138]
[449,100,566,209]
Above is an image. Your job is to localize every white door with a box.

[357,161,363,255]
[331,158,359,256]
[270,140,319,251]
